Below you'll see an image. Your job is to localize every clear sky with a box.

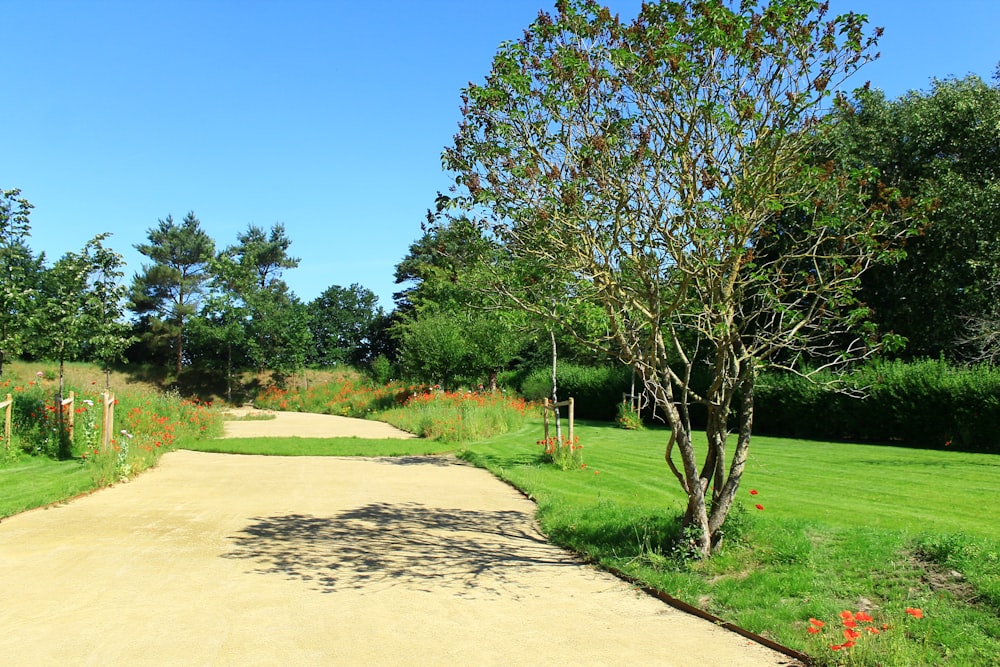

[3,0,998,310]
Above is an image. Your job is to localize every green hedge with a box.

[754,359,1000,452]
[519,363,632,421]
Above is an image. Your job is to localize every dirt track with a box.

[0,412,800,666]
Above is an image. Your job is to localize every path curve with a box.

[0,413,801,666]
[221,408,418,439]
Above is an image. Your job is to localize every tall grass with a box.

[378,390,532,442]
[253,369,405,417]
[0,363,223,507]
[461,421,1000,665]
[253,372,533,443]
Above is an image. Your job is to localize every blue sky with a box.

[3,1,998,310]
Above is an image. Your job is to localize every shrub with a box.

[520,363,631,421]
[754,359,1000,452]
[377,390,531,442]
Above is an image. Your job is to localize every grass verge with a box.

[0,456,96,518]
[460,419,1000,666]
[184,437,454,457]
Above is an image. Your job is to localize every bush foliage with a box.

[519,363,631,421]
[755,359,1000,452]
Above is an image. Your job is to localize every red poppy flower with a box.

[807,626,820,634]
[855,611,873,622]
[842,619,858,629]
[844,629,861,640]
[809,618,825,628]
[830,644,843,651]
[749,489,758,495]
[754,504,764,510]
[840,610,854,620]
[905,607,924,619]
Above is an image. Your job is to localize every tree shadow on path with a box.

[222,503,575,597]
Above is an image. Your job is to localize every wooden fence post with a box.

[102,391,115,451]
[0,393,11,450]
[543,397,550,443]
[60,391,75,444]
[568,397,575,445]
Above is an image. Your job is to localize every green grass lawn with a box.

[0,455,97,518]
[459,420,1000,666]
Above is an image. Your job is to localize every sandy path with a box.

[0,413,800,666]
[220,408,418,439]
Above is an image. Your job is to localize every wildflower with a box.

[844,629,861,640]
[807,626,820,634]
[749,489,758,495]
[809,618,825,628]
[830,644,844,651]
[840,610,854,621]
[120,429,134,439]
[83,399,94,407]
[905,607,923,619]
[842,619,858,629]
[35,371,43,378]
[855,611,873,622]
[755,504,764,510]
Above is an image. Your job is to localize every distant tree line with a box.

[0,196,391,399]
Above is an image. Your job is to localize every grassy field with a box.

[0,456,97,517]
[460,420,1000,666]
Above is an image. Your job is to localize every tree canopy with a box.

[443,0,909,556]
[815,72,1000,360]
[130,212,216,377]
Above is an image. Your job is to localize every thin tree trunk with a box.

[708,365,756,546]
[550,327,561,442]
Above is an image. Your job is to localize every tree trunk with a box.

[175,329,183,379]
[707,365,756,546]
[651,376,712,558]
[226,343,233,405]
[550,327,561,442]
[488,369,498,393]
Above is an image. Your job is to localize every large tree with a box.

[80,234,134,389]
[307,283,385,368]
[816,73,1000,360]
[444,0,912,556]
[0,188,40,376]
[208,222,311,378]
[130,212,216,378]
[393,219,529,389]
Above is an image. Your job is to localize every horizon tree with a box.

[205,222,311,380]
[443,0,915,557]
[81,233,134,389]
[307,283,385,368]
[812,71,1000,360]
[0,188,40,376]
[130,212,215,378]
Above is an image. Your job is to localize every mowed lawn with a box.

[461,420,1000,665]
[464,421,999,537]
